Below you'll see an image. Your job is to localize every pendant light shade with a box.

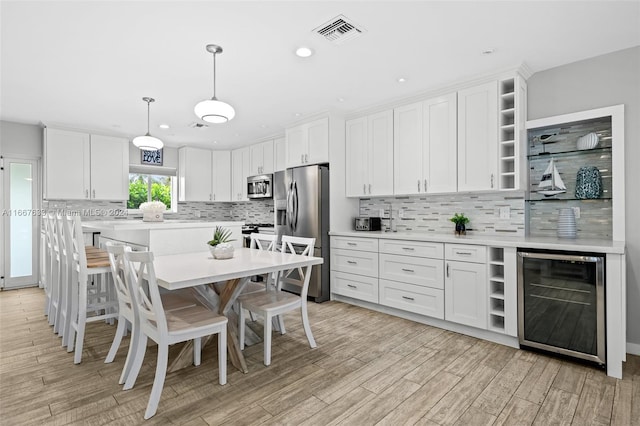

[133,97,163,151]
[194,44,235,123]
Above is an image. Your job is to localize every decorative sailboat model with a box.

[538,158,567,196]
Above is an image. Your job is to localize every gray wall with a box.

[0,121,43,157]
[528,46,640,347]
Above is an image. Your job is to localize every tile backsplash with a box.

[359,192,526,236]
[43,199,274,224]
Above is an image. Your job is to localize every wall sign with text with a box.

[141,149,163,165]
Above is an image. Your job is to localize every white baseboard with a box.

[627,342,640,356]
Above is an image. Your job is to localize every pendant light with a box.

[132,97,163,151]
[194,44,235,123]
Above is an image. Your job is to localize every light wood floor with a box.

[1,287,638,425]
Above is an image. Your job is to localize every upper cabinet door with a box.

[250,143,264,175]
[261,139,274,174]
[90,134,129,200]
[307,117,329,164]
[368,110,394,196]
[286,125,306,168]
[457,81,498,191]
[274,136,286,171]
[44,128,90,200]
[231,148,244,201]
[424,93,457,194]
[393,102,423,195]
[178,147,213,202]
[345,116,368,197]
[212,151,231,202]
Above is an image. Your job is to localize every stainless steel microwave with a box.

[247,174,273,199]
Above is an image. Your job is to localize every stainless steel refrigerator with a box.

[274,164,329,302]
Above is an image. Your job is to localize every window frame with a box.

[127,173,178,214]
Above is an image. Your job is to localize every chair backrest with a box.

[66,215,89,282]
[123,250,167,339]
[249,233,276,251]
[47,213,59,256]
[106,243,133,316]
[280,236,316,298]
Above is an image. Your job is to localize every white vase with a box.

[209,243,234,259]
[557,208,577,239]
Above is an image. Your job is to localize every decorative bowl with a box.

[209,243,234,260]
[577,132,599,150]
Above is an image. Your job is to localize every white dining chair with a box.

[237,235,317,366]
[123,250,228,420]
[65,215,118,363]
[45,213,63,332]
[104,243,206,388]
[42,213,52,317]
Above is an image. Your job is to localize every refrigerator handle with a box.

[292,181,299,232]
[286,182,294,232]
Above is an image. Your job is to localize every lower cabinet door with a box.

[331,248,378,278]
[444,260,487,329]
[331,271,378,303]
[379,280,444,319]
[379,253,444,289]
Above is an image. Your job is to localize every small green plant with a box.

[207,226,234,246]
[449,213,470,226]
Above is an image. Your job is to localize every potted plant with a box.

[449,213,469,236]
[207,226,236,259]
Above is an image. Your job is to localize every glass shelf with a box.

[527,146,611,160]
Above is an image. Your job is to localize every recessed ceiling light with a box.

[482,48,495,55]
[397,77,407,83]
[294,112,302,117]
[337,97,345,102]
[159,124,170,129]
[295,47,314,58]
[260,124,268,129]
[212,140,218,144]
[234,133,240,137]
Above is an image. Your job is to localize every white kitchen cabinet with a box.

[379,280,444,319]
[393,93,457,195]
[250,139,274,175]
[231,147,250,201]
[274,136,286,171]
[346,110,394,197]
[178,147,231,202]
[331,271,379,304]
[44,128,129,200]
[330,236,379,304]
[286,117,329,168]
[457,81,498,191]
[444,243,487,329]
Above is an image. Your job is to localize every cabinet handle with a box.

[491,174,494,188]
[417,180,420,192]
[401,268,415,273]
[368,183,371,194]
[347,260,357,265]
[402,296,415,301]
[424,179,427,191]
[209,194,212,201]
[446,263,450,277]
[363,184,366,194]
[92,189,95,198]
[455,251,472,256]
[301,154,304,163]
[213,194,216,201]
[85,189,89,199]
[402,247,415,251]
[347,242,357,246]
[347,284,357,289]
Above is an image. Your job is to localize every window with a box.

[128,173,177,212]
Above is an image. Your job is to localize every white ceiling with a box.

[1,1,639,149]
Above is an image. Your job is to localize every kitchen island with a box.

[82,220,244,255]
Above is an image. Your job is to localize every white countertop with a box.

[82,220,244,232]
[329,230,625,254]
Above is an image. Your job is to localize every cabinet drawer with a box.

[331,248,378,278]
[379,280,444,319]
[331,271,378,304]
[445,244,487,263]
[379,239,443,258]
[331,236,379,252]
[379,254,444,289]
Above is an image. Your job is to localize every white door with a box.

[1,158,40,289]
[457,81,498,191]
[286,125,306,168]
[44,128,89,200]
[424,93,458,193]
[444,260,487,329]
[250,143,264,175]
[369,110,394,196]
[180,147,213,202]
[345,116,368,197]
[90,134,129,200]
[393,102,423,195]
[212,151,231,202]
[307,117,329,164]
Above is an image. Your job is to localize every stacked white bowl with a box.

[557,208,577,238]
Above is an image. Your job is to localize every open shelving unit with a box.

[488,247,506,333]
[498,76,526,190]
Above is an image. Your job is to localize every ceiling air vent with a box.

[314,14,365,45]
[189,122,208,129]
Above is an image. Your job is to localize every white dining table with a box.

[152,247,324,373]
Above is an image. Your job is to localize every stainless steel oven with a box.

[517,250,605,365]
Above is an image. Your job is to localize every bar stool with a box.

[65,215,118,363]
